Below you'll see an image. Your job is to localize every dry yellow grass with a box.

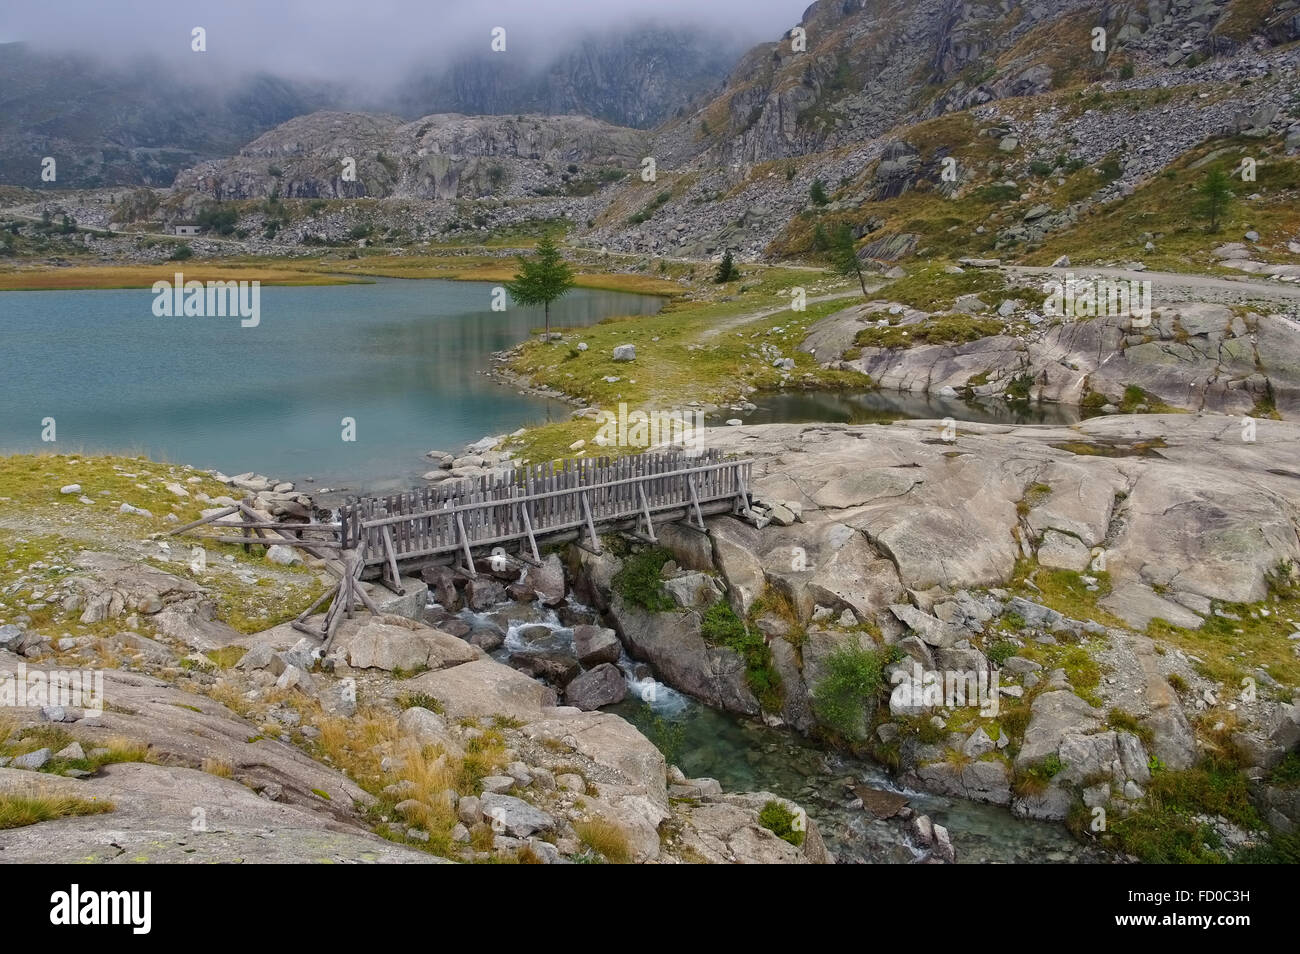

[0,263,360,291]
[200,758,234,779]
[574,817,632,863]
[308,703,509,857]
[0,790,115,829]
[0,257,681,297]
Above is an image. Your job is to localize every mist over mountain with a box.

[0,42,340,188]
[0,19,755,188]
[391,26,748,129]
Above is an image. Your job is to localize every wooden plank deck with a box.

[339,449,751,569]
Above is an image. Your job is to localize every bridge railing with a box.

[339,449,751,570]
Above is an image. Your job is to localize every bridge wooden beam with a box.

[578,490,603,554]
[684,472,706,531]
[637,484,657,543]
[518,502,542,565]
[380,526,406,595]
[455,512,478,577]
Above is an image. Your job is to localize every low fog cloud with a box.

[1,0,807,81]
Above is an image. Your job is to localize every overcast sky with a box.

[0,0,807,78]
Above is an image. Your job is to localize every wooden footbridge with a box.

[173,449,754,649]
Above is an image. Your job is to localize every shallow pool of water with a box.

[714,390,1085,427]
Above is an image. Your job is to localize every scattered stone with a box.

[12,748,51,770]
[480,792,556,838]
[54,742,85,761]
[853,786,908,818]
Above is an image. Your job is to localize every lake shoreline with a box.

[0,258,683,296]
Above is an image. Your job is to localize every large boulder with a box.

[522,554,566,606]
[670,792,832,864]
[663,572,725,609]
[510,650,581,686]
[906,759,1012,806]
[361,577,429,621]
[707,517,767,616]
[521,710,668,807]
[480,793,556,838]
[768,636,815,733]
[400,658,558,722]
[1015,691,1104,770]
[564,663,628,710]
[609,594,760,716]
[655,522,717,571]
[397,706,464,758]
[0,763,439,863]
[573,625,621,666]
[335,616,481,672]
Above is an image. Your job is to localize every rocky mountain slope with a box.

[172,111,648,202]
[662,0,1300,165]
[582,0,1300,261]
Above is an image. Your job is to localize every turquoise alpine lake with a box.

[0,279,662,491]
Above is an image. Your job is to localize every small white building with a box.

[174,224,202,237]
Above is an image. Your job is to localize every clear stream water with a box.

[0,279,662,491]
[457,599,1100,864]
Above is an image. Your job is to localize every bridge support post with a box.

[380,527,406,596]
[734,471,751,515]
[518,502,542,566]
[579,491,603,554]
[636,484,658,543]
[455,512,478,578]
[682,473,707,532]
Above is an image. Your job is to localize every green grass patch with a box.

[757,800,805,847]
[1009,560,1125,631]
[1105,757,1262,863]
[986,639,1019,667]
[700,602,782,712]
[1013,753,1066,796]
[872,262,1042,313]
[1107,707,1155,748]
[810,641,891,741]
[204,646,247,668]
[611,546,676,611]
[853,314,1003,350]
[397,693,445,713]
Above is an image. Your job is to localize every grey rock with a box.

[12,748,51,770]
[563,663,628,711]
[662,571,724,609]
[573,625,621,666]
[0,625,24,651]
[480,792,556,838]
